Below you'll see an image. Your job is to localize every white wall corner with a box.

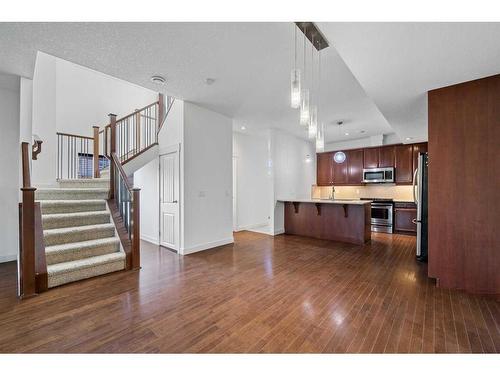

[180,237,234,255]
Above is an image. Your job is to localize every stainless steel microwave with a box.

[362,167,395,183]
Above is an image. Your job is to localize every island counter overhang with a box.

[278,199,372,245]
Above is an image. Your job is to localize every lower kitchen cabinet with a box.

[394,202,417,235]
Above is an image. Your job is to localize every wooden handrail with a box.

[56,131,93,140]
[116,101,159,123]
[110,152,133,192]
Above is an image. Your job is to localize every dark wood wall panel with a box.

[428,74,500,295]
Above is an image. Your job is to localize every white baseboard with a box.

[234,222,269,232]
[272,228,285,236]
[141,234,159,245]
[181,237,234,255]
[0,254,17,263]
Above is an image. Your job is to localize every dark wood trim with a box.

[93,126,100,178]
[115,101,158,123]
[131,188,141,271]
[157,93,165,132]
[55,131,93,140]
[110,153,133,192]
[31,138,43,160]
[34,203,48,292]
[121,142,159,166]
[21,142,31,188]
[19,188,36,299]
[107,198,133,270]
[109,114,117,199]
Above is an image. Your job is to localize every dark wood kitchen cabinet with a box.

[394,144,414,184]
[394,202,417,234]
[317,152,333,186]
[331,155,348,184]
[378,146,395,167]
[363,147,379,168]
[346,149,364,185]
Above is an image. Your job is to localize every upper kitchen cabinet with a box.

[331,152,348,184]
[346,149,364,185]
[412,142,428,173]
[378,146,395,167]
[363,147,380,168]
[395,144,413,184]
[317,152,333,186]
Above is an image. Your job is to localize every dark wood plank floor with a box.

[0,231,498,353]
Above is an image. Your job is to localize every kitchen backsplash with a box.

[333,185,414,201]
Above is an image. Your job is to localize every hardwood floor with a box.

[0,231,498,353]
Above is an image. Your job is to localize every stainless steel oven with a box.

[362,167,395,184]
[361,198,394,233]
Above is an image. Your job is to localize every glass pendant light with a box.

[300,89,310,126]
[299,27,310,126]
[308,105,317,139]
[290,26,301,109]
[316,122,324,152]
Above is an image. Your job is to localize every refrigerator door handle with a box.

[412,168,419,204]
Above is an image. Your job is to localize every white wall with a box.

[270,129,316,235]
[55,56,158,135]
[272,129,316,200]
[32,52,57,186]
[325,132,403,152]
[0,74,20,263]
[232,131,272,231]
[182,102,233,254]
[133,99,184,245]
[32,52,158,186]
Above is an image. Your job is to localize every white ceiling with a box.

[319,22,500,142]
[0,22,498,144]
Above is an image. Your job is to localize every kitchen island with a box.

[278,199,371,245]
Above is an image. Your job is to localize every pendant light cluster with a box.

[290,22,328,153]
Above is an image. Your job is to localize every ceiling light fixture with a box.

[344,132,349,136]
[405,137,413,140]
[290,25,301,109]
[241,125,246,130]
[150,75,166,85]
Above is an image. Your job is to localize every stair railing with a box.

[109,151,141,270]
[19,139,47,299]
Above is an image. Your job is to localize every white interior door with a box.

[160,148,179,251]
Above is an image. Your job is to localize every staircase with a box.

[18,94,175,297]
[36,177,125,288]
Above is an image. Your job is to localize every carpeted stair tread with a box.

[42,210,110,229]
[39,199,107,214]
[58,178,110,188]
[36,188,109,200]
[47,252,126,288]
[45,237,120,265]
[43,223,116,246]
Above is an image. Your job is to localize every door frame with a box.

[158,143,181,252]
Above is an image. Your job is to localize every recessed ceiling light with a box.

[344,132,349,136]
[405,137,413,140]
[241,125,246,130]
[205,78,215,85]
[150,75,166,85]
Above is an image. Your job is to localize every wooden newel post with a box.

[20,187,37,298]
[131,188,141,270]
[93,126,100,178]
[109,114,117,199]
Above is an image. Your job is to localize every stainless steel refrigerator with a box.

[413,152,428,261]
